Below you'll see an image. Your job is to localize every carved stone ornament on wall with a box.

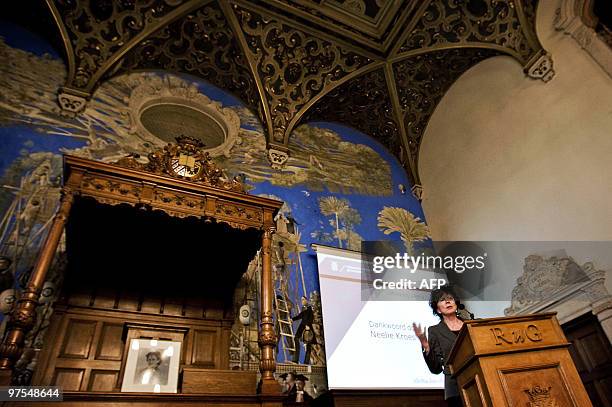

[125,74,240,158]
[506,254,612,343]
[525,50,556,82]
[114,135,246,193]
[266,148,289,169]
[57,89,88,116]
[554,0,612,78]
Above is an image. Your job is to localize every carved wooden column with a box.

[259,225,279,394]
[0,187,74,380]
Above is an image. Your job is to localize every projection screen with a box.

[314,244,444,389]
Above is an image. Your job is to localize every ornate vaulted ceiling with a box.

[24,0,554,196]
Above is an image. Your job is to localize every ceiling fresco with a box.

[14,0,553,192]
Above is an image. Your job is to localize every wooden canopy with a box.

[0,143,283,395]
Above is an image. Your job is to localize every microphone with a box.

[457,303,475,320]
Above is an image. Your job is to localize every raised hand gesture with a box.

[412,322,429,353]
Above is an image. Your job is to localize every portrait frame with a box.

[120,338,181,393]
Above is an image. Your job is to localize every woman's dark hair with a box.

[429,286,460,318]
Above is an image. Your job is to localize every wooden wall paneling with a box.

[32,310,65,385]
[51,368,85,391]
[183,298,206,318]
[215,328,222,369]
[95,323,124,361]
[35,311,126,391]
[182,368,257,394]
[92,288,118,309]
[182,328,193,367]
[59,319,97,359]
[163,297,184,316]
[117,291,140,311]
[77,320,104,391]
[205,307,224,320]
[66,289,93,307]
[36,304,236,395]
[140,296,163,314]
[53,357,122,392]
[88,369,119,391]
[60,304,229,327]
[39,313,74,385]
[190,329,217,368]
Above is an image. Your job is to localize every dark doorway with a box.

[562,312,612,407]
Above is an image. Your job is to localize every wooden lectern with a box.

[447,313,593,407]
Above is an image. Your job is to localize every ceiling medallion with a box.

[126,74,240,158]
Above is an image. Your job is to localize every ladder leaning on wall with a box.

[274,288,297,362]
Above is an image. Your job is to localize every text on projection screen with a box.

[314,245,444,389]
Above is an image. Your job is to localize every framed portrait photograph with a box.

[121,338,181,393]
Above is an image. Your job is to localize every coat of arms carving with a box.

[114,136,246,193]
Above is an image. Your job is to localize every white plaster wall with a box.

[418,0,612,315]
[420,0,612,242]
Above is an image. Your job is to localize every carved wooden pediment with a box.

[114,136,245,193]
[63,151,282,232]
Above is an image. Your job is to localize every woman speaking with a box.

[413,286,466,407]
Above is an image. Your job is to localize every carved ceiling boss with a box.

[41,0,553,196]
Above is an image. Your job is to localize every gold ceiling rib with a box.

[43,0,553,198]
[231,2,373,145]
[301,67,401,161]
[118,1,263,114]
[384,62,414,184]
[394,47,502,183]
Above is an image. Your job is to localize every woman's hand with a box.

[412,322,430,353]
